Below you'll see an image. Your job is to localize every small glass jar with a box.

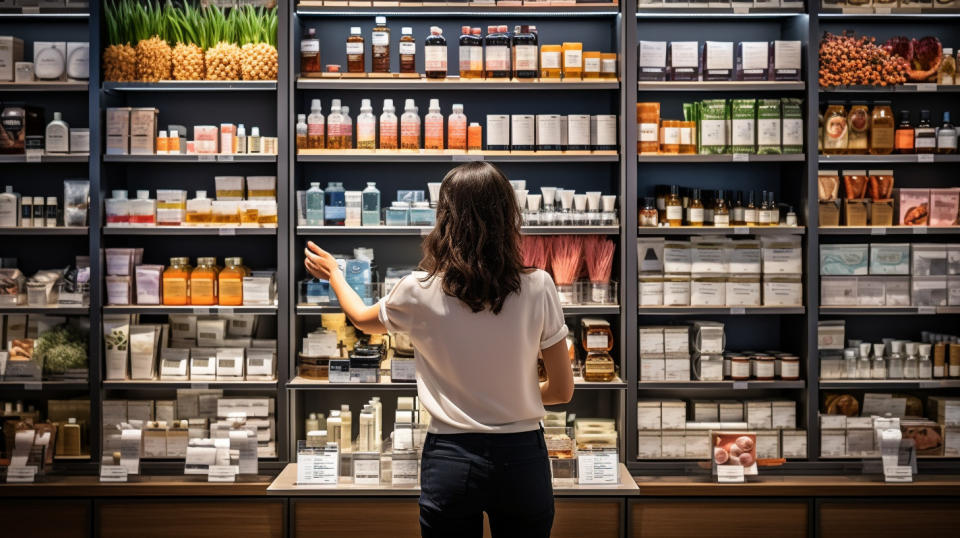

[722,354,732,379]
[753,354,775,380]
[822,101,848,155]
[780,355,800,380]
[581,318,613,352]
[869,101,895,155]
[638,197,659,227]
[583,351,616,382]
[846,101,870,155]
[730,355,750,380]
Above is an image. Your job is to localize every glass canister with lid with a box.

[822,101,848,155]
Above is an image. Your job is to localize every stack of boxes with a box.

[820,398,960,458]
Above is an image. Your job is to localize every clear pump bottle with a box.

[296,113,308,150]
[887,340,904,379]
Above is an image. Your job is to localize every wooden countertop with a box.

[633,474,960,497]
[0,474,275,497]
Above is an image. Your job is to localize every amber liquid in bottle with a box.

[687,188,704,227]
[399,28,416,74]
[371,17,390,73]
[895,110,915,154]
[664,185,682,227]
[346,28,365,73]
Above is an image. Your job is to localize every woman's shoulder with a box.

[521,269,555,290]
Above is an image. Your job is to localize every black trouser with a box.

[419,428,554,538]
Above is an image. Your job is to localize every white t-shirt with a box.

[379,269,568,434]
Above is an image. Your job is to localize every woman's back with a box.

[380,268,567,434]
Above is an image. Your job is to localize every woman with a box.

[304,161,574,537]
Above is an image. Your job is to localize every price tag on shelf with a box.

[419,227,432,237]
[99,465,129,482]
[297,450,339,485]
[870,227,887,236]
[193,308,211,315]
[716,465,745,483]
[884,465,913,483]
[576,451,618,485]
[218,227,236,236]
[219,308,233,315]
[732,153,749,162]
[452,154,483,162]
[197,154,216,162]
[733,227,749,235]
[917,154,934,162]
[208,465,238,482]
[25,149,43,163]
[915,83,937,93]
[874,7,891,14]
[729,307,746,315]
[733,381,748,390]
[918,306,936,315]
[218,154,235,162]
[733,7,750,14]
[352,459,381,485]
[23,382,42,391]
[6,466,36,483]
[913,226,928,235]
[21,7,40,14]
[192,383,209,390]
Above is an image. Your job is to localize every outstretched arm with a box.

[303,241,387,335]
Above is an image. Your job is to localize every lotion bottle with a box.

[45,112,70,153]
[0,185,19,227]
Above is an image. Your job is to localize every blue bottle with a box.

[324,181,346,226]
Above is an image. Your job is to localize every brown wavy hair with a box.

[420,162,525,314]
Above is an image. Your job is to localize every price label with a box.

[918,306,936,315]
[218,227,236,236]
[884,465,913,483]
[870,227,887,235]
[874,7,891,13]
[297,451,339,485]
[192,383,209,390]
[733,7,750,14]
[391,459,419,486]
[208,465,238,482]
[419,227,432,237]
[917,154,934,162]
[25,149,43,163]
[99,465,129,482]
[733,381,748,390]
[353,459,380,485]
[219,307,233,315]
[22,7,40,14]
[452,153,483,162]
[913,226,928,235]
[218,154,235,162]
[733,227,749,235]
[576,452,619,485]
[729,307,746,315]
[716,465,745,483]
[197,154,216,162]
[732,153,749,162]
[24,382,42,391]
[6,466,37,483]
[914,83,937,93]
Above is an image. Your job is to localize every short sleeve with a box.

[378,274,417,334]
[539,271,568,349]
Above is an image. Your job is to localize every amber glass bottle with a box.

[346,27,365,73]
[399,27,416,74]
[371,17,390,73]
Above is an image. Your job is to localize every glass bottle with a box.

[371,16,390,74]
[871,343,887,379]
[105,190,130,227]
[638,197,658,227]
[512,24,538,79]
[324,181,346,226]
[937,111,957,154]
[467,122,482,150]
[937,47,956,85]
[660,119,680,154]
[744,191,757,226]
[307,100,325,150]
[162,257,192,306]
[399,27,416,74]
[361,182,380,227]
[459,26,482,79]
[822,101,848,155]
[869,101,894,155]
[400,99,420,150]
[305,182,324,226]
[356,99,376,150]
[687,188,704,227]
[296,113,308,150]
[185,190,213,226]
[887,340,905,379]
[857,351,872,379]
[326,100,343,150]
[448,104,467,151]
[346,27,365,73]
[731,191,745,226]
[664,185,682,227]
[379,99,398,150]
[757,190,771,227]
[301,27,321,75]
[903,342,919,379]
[130,190,156,226]
[424,26,447,79]
[341,105,353,149]
[190,257,218,306]
[219,257,249,306]
[713,190,730,227]
[766,191,780,226]
[424,99,444,150]
[914,109,936,154]
[918,343,933,379]
[847,101,869,155]
[339,404,352,453]
[844,348,858,379]
[583,351,616,382]
[895,110,914,154]
[484,25,510,78]
[637,102,661,155]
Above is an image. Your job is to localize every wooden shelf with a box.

[0,81,87,92]
[819,226,959,236]
[103,81,277,92]
[638,154,804,163]
[637,226,804,236]
[103,380,277,390]
[103,305,278,315]
[0,227,88,235]
[639,380,805,389]
[639,306,805,315]
[103,227,277,236]
[104,154,277,163]
[297,150,619,162]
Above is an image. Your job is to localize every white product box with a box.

[857,277,885,306]
[746,401,773,429]
[756,430,780,459]
[639,327,664,355]
[772,401,796,429]
[189,348,217,380]
[639,276,664,306]
[719,401,744,422]
[637,401,662,430]
[912,244,948,276]
[821,277,858,306]
[664,354,690,381]
[640,356,665,381]
[693,401,719,423]
[637,238,665,273]
[691,240,728,273]
[33,41,66,80]
[684,432,710,459]
[663,327,689,353]
[762,236,803,274]
[726,240,761,274]
[821,429,847,457]
[763,275,803,306]
[870,243,911,275]
[215,348,245,380]
[663,241,691,273]
[661,431,685,459]
[781,430,807,459]
[661,401,687,430]
[725,277,761,306]
[690,274,726,306]
[638,431,662,459]
[0,36,25,81]
[820,414,847,429]
[883,276,911,306]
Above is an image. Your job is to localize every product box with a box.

[870,199,895,227]
[746,401,772,429]
[756,430,780,459]
[897,188,931,226]
[691,240,728,273]
[772,400,797,429]
[639,275,664,306]
[637,238,665,273]
[817,320,845,350]
[725,276,761,306]
[857,277,885,306]
[662,275,691,306]
[726,240,761,274]
[66,42,88,80]
[0,36,25,81]
[638,327,664,355]
[930,189,960,227]
[949,244,960,275]
[761,236,802,274]
[664,354,690,381]
[699,355,724,381]
[660,400,687,430]
[843,199,868,226]
[819,200,841,227]
[485,114,510,151]
[883,276,911,306]
[638,40,667,81]
[662,241,691,274]
[33,41,66,80]
[693,401,719,423]
[820,244,869,275]
[684,431,710,459]
[663,327,688,354]
[911,276,947,307]
[640,356,665,381]
[912,244,948,276]
[690,274,726,306]
[130,107,158,137]
[773,40,802,80]
[661,431,685,459]
[638,431,661,459]
[781,430,807,459]
[950,276,960,306]
[69,128,89,153]
[870,243,910,275]
[637,401,662,430]
[762,275,802,306]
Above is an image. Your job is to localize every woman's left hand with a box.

[304,241,340,281]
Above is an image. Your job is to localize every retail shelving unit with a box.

[286,2,629,464]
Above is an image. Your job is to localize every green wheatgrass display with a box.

[731,98,757,154]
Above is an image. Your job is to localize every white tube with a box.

[427,182,441,206]
[509,180,526,191]
[541,186,557,208]
[586,191,602,211]
[527,194,542,212]
[514,189,528,209]
[574,194,587,212]
[601,195,617,212]
[559,189,575,211]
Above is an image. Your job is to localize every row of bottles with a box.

[639,187,792,228]
[297,98,475,151]
[162,257,250,306]
[821,101,958,155]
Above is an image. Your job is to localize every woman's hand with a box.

[304,241,340,281]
